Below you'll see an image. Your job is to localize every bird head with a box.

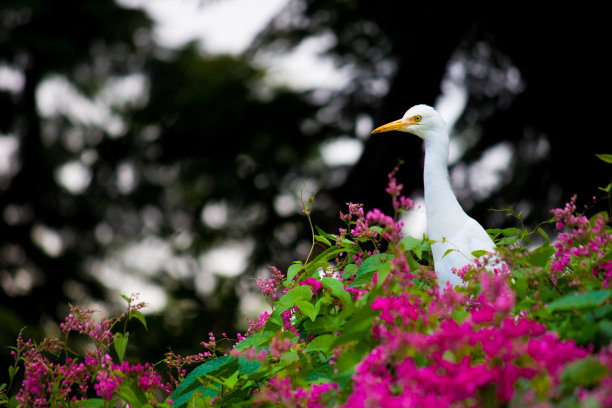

[371,104,447,141]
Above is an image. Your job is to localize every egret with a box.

[371,104,496,287]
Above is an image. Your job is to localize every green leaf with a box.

[442,248,455,259]
[355,253,392,277]
[296,300,317,321]
[267,308,284,328]
[536,227,551,246]
[598,320,612,340]
[513,275,528,299]
[315,225,337,242]
[313,261,331,271]
[496,236,517,245]
[349,255,393,288]
[487,227,520,240]
[75,399,105,408]
[171,356,235,408]
[400,235,429,259]
[595,153,612,163]
[278,286,313,311]
[286,263,303,284]
[471,250,488,258]
[336,350,367,374]
[222,370,240,389]
[113,332,129,363]
[235,331,275,351]
[500,227,520,236]
[129,310,148,331]
[321,277,354,311]
[239,357,263,377]
[369,225,383,234]
[341,305,376,336]
[343,264,359,278]
[305,246,344,271]
[560,356,609,394]
[328,307,376,352]
[303,315,341,334]
[348,270,374,288]
[313,297,326,317]
[400,235,421,251]
[594,304,612,319]
[305,363,335,382]
[8,366,18,384]
[306,334,336,353]
[526,245,555,267]
[117,378,148,408]
[547,290,611,312]
[315,235,332,246]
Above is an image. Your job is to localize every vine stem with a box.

[304,202,316,265]
[300,190,317,265]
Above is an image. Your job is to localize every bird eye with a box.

[414,115,422,122]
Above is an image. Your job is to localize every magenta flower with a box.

[299,277,323,296]
[94,370,121,401]
[256,266,285,299]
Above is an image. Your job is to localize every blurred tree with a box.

[0,0,153,375]
[0,0,337,382]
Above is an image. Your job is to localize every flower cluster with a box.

[163,350,211,393]
[10,295,166,406]
[253,375,337,408]
[347,270,588,406]
[550,194,612,286]
[577,345,612,405]
[221,192,611,408]
[172,188,612,407]
[340,202,378,241]
[256,265,285,299]
[299,277,323,296]
[385,164,414,213]
[60,308,114,348]
[92,360,160,401]
[244,310,271,337]
[230,345,267,363]
[10,183,612,408]
[338,163,413,246]
[366,208,404,244]
[268,336,293,359]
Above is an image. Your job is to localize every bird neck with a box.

[423,137,465,229]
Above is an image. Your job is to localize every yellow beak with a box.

[371,117,418,134]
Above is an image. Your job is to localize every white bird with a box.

[371,104,496,287]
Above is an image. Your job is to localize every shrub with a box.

[2,159,612,407]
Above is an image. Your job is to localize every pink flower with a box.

[256,266,285,299]
[245,311,271,337]
[94,370,121,401]
[269,336,292,359]
[299,277,323,296]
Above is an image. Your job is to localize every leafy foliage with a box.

[163,170,611,407]
[3,168,612,406]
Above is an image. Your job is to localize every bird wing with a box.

[455,216,496,255]
[434,249,471,286]
[431,216,496,286]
